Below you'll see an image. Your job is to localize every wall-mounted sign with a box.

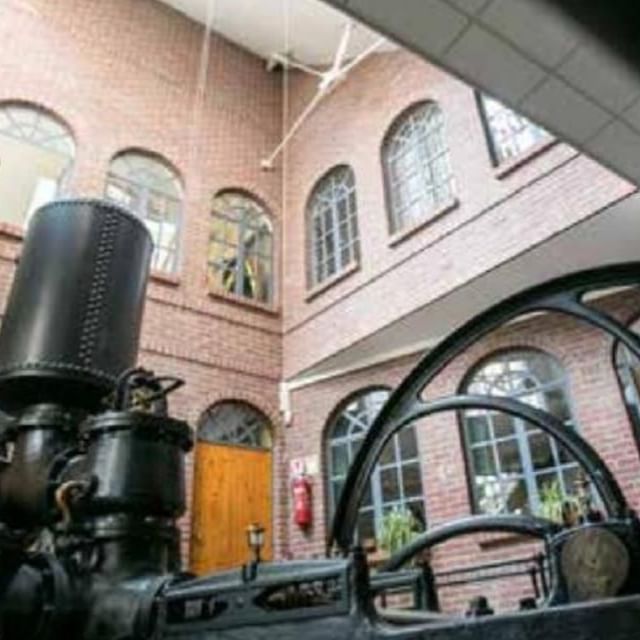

[289,454,319,477]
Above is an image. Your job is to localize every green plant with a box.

[538,479,580,525]
[378,508,419,554]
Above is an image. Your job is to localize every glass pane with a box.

[475,476,503,514]
[362,481,373,508]
[529,432,555,470]
[398,427,418,458]
[497,439,523,473]
[332,415,350,438]
[536,472,560,502]
[504,478,529,514]
[357,510,376,544]
[402,463,423,498]
[331,444,349,476]
[557,442,575,465]
[545,388,571,423]
[466,414,490,443]
[332,479,345,506]
[493,412,516,438]
[379,440,397,466]
[407,500,426,529]
[471,445,496,476]
[199,402,271,448]
[562,466,581,496]
[380,467,401,502]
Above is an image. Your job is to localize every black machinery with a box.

[0,198,640,639]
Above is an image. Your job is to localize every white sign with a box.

[289,454,319,477]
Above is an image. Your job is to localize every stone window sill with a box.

[150,270,181,287]
[208,288,280,316]
[388,198,459,248]
[493,138,558,179]
[305,260,360,302]
[477,532,536,550]
[0,222,25,241]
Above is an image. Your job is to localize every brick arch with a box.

[194,390,281,440]
[107,147,185,193]
[0,98,77,147]
[212,185,278,222]
[456,345,571,396]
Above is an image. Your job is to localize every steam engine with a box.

[0,199,638,640]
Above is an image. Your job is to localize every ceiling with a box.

[320,0,640,187]
[161,1,640,184]
[160,0,389,66]
[292,192,640,383]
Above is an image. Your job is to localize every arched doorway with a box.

[190,401,273,574]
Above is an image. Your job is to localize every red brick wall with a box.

[0,0,285,560]
[281,49,635,378]
[0,0,638,610]
[284,290,640,612]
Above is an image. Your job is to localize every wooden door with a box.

[190,441,273,574]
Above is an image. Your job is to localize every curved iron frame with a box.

[381,514,559,572]
[330,263,640,552]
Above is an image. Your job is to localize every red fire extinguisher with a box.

[292,474,312,528]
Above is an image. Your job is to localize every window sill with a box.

[150,270,181,286]
[477,531,536,550]
[493,138,558,179]
[0,222,24,241]
[388,198,459,248]
[305,260,360,302]
[208,288,280,316]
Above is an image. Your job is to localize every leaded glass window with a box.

[382,102,454,234]
[198,401,272,449]
[326,388,425,543]
[0,103,75,226]
[209,192,273,304]
[478,94,548,165]
[461,350,580,515]
[307,165,359,287]
[105,151,183,273]
[614,319,640,442]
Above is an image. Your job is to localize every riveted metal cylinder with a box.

[0,199,152,412]
[79,411,192,519]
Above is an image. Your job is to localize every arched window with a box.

[0,102,75,226]
[460,350,579,516]
[105,150,183,273]
[198,400,272,449]
[614,318,640,443]
[326,388,425,544]
[477,93,548,166]
[307,165,359,287]
[382,102,454,234]
[209,191,274,304]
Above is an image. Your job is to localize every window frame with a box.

[458,348,581,517]
[306,164,360,290]
[209,190,275,306]
[475,91,549,168]
[105,149,184,275]
[198,400,272,451]
[381,101,455,235]
[325,387,425,543]
[0,101,75,227]
[612,316,640,448]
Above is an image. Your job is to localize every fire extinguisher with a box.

[292,474,312,528]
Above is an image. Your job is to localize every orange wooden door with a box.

[190,442,273,574]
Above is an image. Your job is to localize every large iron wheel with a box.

[328,264,640,612]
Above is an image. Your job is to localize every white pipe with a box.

[261,89,327,169]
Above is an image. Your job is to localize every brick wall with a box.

[0,0,285,558]
[0,0,638,612]
[285,290,640,611]
[280,49,635,378]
